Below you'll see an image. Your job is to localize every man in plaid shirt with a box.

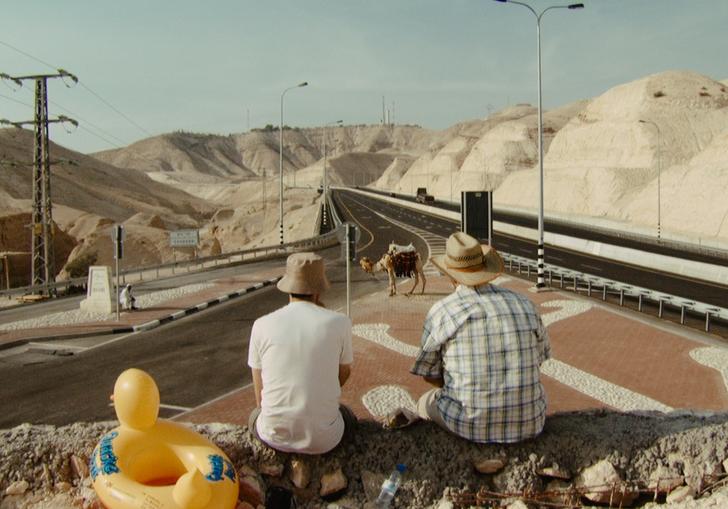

[411,232,550,443]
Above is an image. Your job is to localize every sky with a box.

[1,0,726,154]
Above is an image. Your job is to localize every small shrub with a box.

[65,252,97,279]
[653,90,666,98]
[699,91,711,97]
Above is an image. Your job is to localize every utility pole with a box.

[0,69,78,294]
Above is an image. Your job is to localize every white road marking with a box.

[690,347,728,393]
[354,296,676,414]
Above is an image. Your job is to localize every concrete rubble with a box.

[2,410,728,508]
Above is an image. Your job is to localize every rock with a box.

[290,458,311,489]
[543,479,576,505]
[537,464,571,480]
[259,462,284,477]
[506,501,529,509]
[723,458,728,474]
[574,460,638,506]
[360,470,383,502]
[5,480,30,496]
[56,481,73,492]
[666,485,696,503]
[473,458,506,474]
[435,499,455,509]
[239,475,265,507]
[71,454,89,479]
[320,468,348,498]
[647,465,684,494]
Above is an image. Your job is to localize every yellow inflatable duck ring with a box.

[90,368,239,509]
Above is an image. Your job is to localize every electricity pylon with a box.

[0,69,78,294]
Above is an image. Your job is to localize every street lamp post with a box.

[323,120,343,197]
[279,81,308,245]
[494,0,583,289]
[639,119,662,241]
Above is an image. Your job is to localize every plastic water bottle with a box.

[374,464,406,508]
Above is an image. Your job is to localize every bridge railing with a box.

[502,253,728,332]
[0,229,341,301]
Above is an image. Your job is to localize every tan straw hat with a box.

[431,232,504,287]
[277,252,330,295]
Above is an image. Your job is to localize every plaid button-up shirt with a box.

[411,284,550,443]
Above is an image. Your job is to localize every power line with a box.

[2,87,123,149]
[0,92,32,108]
[0,40,57,70]
[78,82,153,137]
[0,38,153,141]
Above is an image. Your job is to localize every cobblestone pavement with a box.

[172,274,728,425]
[3,269,726,425]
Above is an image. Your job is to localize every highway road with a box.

[2,188,726,427]
[0,217,421,427]
[335,189,728,310]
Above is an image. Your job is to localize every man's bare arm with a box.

[251,368,263,407]
[423,375,444,388]
[339,364,351,387]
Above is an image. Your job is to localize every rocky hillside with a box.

[381,70,728,244]
[0,128,216,281]
[2,70,727,287]
[93,125,436,197]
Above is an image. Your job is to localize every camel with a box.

[360,243,426,296]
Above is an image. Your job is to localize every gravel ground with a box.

[2,411,728,508]
[0,283,213,331]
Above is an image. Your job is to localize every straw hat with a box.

[431,232,504,287]
[277,252,330,295]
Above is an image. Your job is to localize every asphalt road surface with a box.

[2,189,726,427]
[0,222,418,427]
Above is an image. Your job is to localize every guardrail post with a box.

[517,261,521,274]
[638,293,643,312]
[509,259,513,271]
[527,264,531,278]
[560,273,564,288]
[619,289,624,306]
[602,285,607,301]
[573,276,578,292]
[548,270,552,286]
[705,310,715,332]
[658,299,664,318]
[587,280,592,297]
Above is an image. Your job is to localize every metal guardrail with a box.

[503,253,728,332]
[0,229,341,301]
[346,186,728,333]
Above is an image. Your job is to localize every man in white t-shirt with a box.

[247,252,355,454]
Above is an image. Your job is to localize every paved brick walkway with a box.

[176,274,728,425]
[3,269,726,425]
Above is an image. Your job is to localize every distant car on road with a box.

[415,187,434,203]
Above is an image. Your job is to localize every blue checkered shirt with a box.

[411,284,550,443]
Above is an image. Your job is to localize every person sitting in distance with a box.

[248,252,356,454]
[119,284,138,311]
[411,232,551,443]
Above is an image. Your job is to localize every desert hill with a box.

[93,125,437,199]
[372,70,727,245]
[0,128,216,283]
[2,69,727,287]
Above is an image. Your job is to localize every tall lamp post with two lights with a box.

[639,119,662,241]
[279,81,308,245]
[323,120,343,197]
[493,0,583,289]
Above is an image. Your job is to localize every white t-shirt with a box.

[248,301,353,454]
